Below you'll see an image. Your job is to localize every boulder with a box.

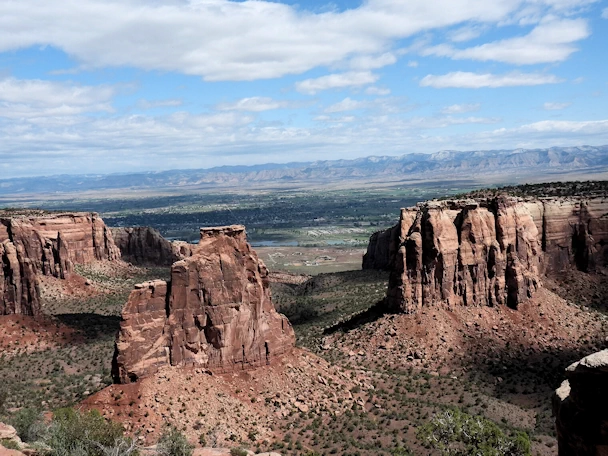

[554,349,608,455]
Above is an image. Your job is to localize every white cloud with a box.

[365,86,391,95]
[0,77,114,118]
[602,7,608,18]
[407,61,419,67]
[448,25,487,42]
[324,98,365,113]
[420,71,563,88]
[543,102,571,110]
[423,18,590,64]
[0,0,589,81]
[440,103,481,114]
[216,97,290,112]
[349,53,397,70]
[296,72,379,94]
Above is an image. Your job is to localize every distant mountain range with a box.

[1,145,607,196]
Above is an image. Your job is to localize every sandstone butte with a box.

[111,226,193,266]
[363,195,608,312]
[554,349,608,456]
[112,225,295,383]
[0,211,120,316]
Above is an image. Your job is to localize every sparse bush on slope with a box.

[418,408,531,456]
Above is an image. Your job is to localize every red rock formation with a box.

[112,225,295,383]
[111,226,192,266]
[366,195,608,313]
[0,211,120,315]
[554,349,608,456]
[375,197,542,313]
[0,240,39,316]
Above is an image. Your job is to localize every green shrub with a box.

[156,426,194,456]
[43,407,137,456]
[417,408,531,456]
[230,448,248,456]
[1,438,20,449]
[9,407,44,442]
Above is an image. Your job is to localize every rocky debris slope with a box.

[111,226,193,266]
[554,349,608,456]
[0,211,120,315]
[363,196,608,313]
[112,225,295,383]
[89,349,369,447]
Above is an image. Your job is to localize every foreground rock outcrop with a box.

[554,349,608,456]
[111,226,192,266]
[363,196,608,313]
[0,211,120,315]
[112,225,295,383]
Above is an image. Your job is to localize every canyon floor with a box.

[2,253,606,455]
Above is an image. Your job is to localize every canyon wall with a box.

[111,226,192,266]
[0,211,120,315]
[382,197,543,313]
[112,225,295,383]
[364,195,608,313]
[554,349,608,456]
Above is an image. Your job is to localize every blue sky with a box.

[0,0,607,177]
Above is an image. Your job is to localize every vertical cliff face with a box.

[0,240,40,316]
[365,196,608,313]
[0,211,120,316]
[554,350,608,456]
[110,226,193,266]
[385,197,541,313]
[112,225,295,383]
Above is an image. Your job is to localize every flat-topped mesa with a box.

[0,211,120,278]
[554,349,608,456]
[0,211,120,316]
[112,224,295,383]
[111,226,193,266]
[365,194,608,313]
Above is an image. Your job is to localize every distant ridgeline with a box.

[0,145,607,195]
[363,187,608,313]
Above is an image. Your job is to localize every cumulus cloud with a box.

[543,102,571,110]
[216,97,291,112]
[349,53,397,70]
[423,18,589,64]
[296,72,379,94]
[0,77,114,118]
[440,103,481,114]
[0,0,591,81]
[420,71,563,88]
[602,7,608,18]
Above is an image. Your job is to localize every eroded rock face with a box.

[112,225,295,383]
[365,196,608,313]
[554,349,608,456]
[111,227,192,266]
[370,197,542,313]
[0,211,120,315]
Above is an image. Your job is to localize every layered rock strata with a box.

[111,226,192,266]
[112,225,295,383]
[364,196,608,313]
[0,211,120,315]
[554,349,608,456]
